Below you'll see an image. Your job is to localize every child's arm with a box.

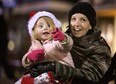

[22,40,44,69]
[22,46,34,69]
[52,28,73,52]
[27,49,44,61]
[52,28,65,41]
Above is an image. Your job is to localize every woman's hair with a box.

[31,16,55,41]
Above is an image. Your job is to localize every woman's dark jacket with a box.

[55,28,111,84]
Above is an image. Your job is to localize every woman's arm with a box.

[54,45,111,83]
[29,44,111,83]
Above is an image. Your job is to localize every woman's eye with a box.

[81,18,86,22]
[71,17,76,21]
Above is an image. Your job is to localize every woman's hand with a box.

[29,61,56,78]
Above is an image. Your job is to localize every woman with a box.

[29,2,111,84]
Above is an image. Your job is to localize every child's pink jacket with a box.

[22,33,74,69]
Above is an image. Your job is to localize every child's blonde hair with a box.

[31,16,56,41]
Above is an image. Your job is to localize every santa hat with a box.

[28,11,61,36]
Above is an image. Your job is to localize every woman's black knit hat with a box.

[68,2,96,28]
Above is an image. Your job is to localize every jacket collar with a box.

[72,29,101,48]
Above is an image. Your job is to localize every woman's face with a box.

[34,18,53,41]
[70,13,92,38]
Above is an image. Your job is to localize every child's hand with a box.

[52,28,65,41]
[27,49,44,61]
[31,40,43,50]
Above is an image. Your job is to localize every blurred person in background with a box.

[0,0,15,82]
[28,2,112,84]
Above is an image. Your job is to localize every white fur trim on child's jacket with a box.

[28,11,61,36]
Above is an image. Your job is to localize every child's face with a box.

[34,18,53,41]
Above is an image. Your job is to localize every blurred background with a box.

[0,0,116,84]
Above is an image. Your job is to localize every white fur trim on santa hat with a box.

[28,11,61,36]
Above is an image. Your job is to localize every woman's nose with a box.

[75,20,80,26]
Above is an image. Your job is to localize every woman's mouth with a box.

[74,28,82,32]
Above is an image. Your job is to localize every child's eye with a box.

[38,25,43,28]
[40,25,43,28]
